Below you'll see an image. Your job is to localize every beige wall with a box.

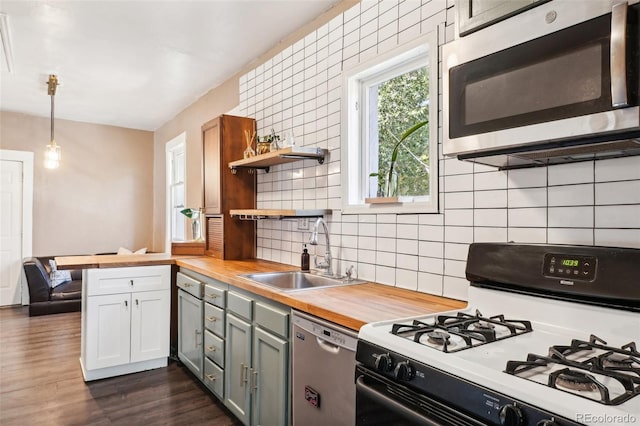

[0,111,154,256]
[151,0,358,252]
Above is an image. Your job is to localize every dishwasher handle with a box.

[316,336,340,354]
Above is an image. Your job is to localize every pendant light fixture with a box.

[44,74,60,169]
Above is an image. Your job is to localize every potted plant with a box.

[180,208,204,241]
[367,119,429,203]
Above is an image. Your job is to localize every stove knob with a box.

[537,420,559,426]
[374,353,393,372]
[394,361,415,381]
[499,404,523,426]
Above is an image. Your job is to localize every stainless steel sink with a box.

[241,271,365,291]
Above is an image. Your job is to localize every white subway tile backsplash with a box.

[417,272,443,295]
[396,268,418,291]
[508,227,547,243]
[474,209,507,227]
[474,227,508,242]
[376,265,396,286]
[548,184,593,207]
[595,157,640,182]
[444,209,473,226]
[474,171,507,190]
[548,161,593,186]
[243,0,639,301]
[443,276,469,301]
[548,205,593,228]
[444,226,473,243]
[508,167,547,189]
[595,205,640,228]
[595,181,640,205]
[444,173,474,192]
[419,225,444,241]
[474,190,507,208]
[508,187,547,208]
[397,224,419,239]
[594,229,640,248]
[444,192,473,209]
[547,228,594,246]
[508,208,547,228]
[377,250,396,267]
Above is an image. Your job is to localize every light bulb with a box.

[44,142,60,169]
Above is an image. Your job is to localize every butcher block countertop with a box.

[55,254,466,331]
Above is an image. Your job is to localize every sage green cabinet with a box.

[225,312,252,425]
[224,291,290,426]
[252,326,288,426]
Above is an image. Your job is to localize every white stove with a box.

[355,243,640,426]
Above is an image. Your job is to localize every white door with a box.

[130,289,170,363]
[0,160,23,306]
[85,293,131,370]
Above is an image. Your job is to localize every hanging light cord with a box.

[47,75,58,144]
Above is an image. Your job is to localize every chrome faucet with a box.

[309,217,333,277]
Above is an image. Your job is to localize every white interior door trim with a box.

[0,150,34,305]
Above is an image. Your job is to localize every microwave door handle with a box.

[611,1,629,108]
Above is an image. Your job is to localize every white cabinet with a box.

[81,265,170,381]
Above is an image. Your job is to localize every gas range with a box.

[356,243,639,426]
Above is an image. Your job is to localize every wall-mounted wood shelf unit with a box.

[228,147,327,173]
[229,209,331,220]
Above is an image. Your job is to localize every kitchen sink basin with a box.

[241,271,366,291]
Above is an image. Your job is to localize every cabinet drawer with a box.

[227,291,253,320]
[176,272,203,298]
[87,266,169,296]
[204,329,224,367]
[203,357,224,400]
[204,303,224,337]
[255,302,289,339]
[203,284,225,308]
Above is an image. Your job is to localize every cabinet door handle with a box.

[206,316,217,322]
[205,374,216,381]
[206,346,216,352]
[181,282,192,287]
[205,293,217,299]
[195,329,202,346]
[124,300,128,308]
[135,299,139,306]
[251,369,258,394]
[129,280,134,286]
[240,363,249,386]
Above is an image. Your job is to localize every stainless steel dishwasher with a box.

[292,310,358,426]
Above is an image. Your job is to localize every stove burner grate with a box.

[505,335,640,405]
[390,309,532,353]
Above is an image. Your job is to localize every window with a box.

[342,32,438,214]
[166,133,186,249]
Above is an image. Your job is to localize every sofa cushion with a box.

[49,259,72,287]
[50,279,82,301]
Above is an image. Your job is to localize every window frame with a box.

[341,31,439,215]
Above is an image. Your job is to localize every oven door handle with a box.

[355,376,444,426]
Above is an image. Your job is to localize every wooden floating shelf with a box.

[230,209,331,220]
[228,147,327,173]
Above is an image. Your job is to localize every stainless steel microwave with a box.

[443,0,640,169]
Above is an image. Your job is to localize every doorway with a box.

[0,150,33,306]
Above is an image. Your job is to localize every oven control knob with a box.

[374,353,393,372]
[537,421,559,426]
[499,404,523,426]
[394,361,415,381]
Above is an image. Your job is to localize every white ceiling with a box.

[0,0,340,131]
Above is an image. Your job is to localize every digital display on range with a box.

[543,253,597,281]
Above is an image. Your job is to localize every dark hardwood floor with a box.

[0,306,241,425]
